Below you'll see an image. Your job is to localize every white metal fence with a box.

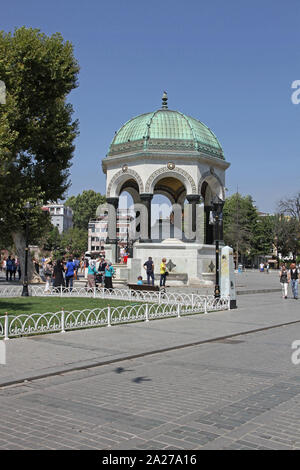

[0,286,229,339]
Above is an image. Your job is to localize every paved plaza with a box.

[0,273,300,450]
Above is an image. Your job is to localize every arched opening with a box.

[151,176,186,241]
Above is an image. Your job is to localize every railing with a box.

[0,285,224,307]
[0,296,229,339]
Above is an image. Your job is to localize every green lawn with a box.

[0,297,137,317]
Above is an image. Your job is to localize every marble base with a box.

[132,239,216,286]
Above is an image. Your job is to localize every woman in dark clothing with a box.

[53,259,65,288]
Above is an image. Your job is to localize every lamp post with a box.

[212,197,224,299]
[21,202,31,297]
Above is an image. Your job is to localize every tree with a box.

[61,227,87,256]
[0,27,79,281]
[278,192,300,221]
[250,215,274,258]
[65,190,106,231]
[272,214,300,261]
[223,193,258,262]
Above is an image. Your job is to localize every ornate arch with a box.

[107,168,144,198]
[145,166,197,195]
[198,170,225,201]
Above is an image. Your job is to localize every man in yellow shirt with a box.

[160,258,167,287]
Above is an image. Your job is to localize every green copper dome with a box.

[108,97,224,159]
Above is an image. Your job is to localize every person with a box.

[11,258,16,281]
[65,258,76,291]
[16,258,21,281]
[53,259,65,288]
[143,257,154,285]
[104,262,115,290]
[44,258,53,293]
[2,258,6,274]
[279,265,289,299]
[137,276,143,285]
[98,258,107,286]
[80,257,85,274]
[289,263,299,300]
[6,256,13,281]
[73,257,80,280]
[123,252,128,264]
[160,257,168,287]
[259,262,264,273]
[87,260,98,288]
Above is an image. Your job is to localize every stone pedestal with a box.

[132,238,216,286]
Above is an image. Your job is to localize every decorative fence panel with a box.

[0,286,229,339]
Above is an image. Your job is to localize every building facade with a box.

[42,204,73,234]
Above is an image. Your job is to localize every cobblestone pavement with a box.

[1,292,300,449]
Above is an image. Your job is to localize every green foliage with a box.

[65,190,106,230]
[60,227,87,256]
[251,215,274,256]
[0,26,79,244]
[271,214,300,260]
[223,193,258,256]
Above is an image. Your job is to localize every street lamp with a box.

[212,196,224,299]
[21,202,32,297]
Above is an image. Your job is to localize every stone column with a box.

[186,195,201,241]
[204,205,214,245]
[139,193,153,242]
[106,197,119,244]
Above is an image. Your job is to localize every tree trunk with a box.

[12,232,41,283]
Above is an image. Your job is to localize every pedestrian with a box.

[6,256,13,281]
[259,262,264,273]
[53,259,65,289]
[80,257,84,274]
[65,258,76,291]
[98,258,107,286]
[137,276,143,285]
[87,260,98,288]
[73,257,80,280]
[17,260,21,281]
[44,258,53,293]
[104,262,115,290]
[11,258,16,281]
[289,263,299,300]
[279,265,289,299]
[143,257,154,285]
[160,257,168,287]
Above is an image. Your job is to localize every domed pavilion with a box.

[101,92,230,285]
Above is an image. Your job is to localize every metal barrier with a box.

[0,295,229,339]
[0,286,229,339]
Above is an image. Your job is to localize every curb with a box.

[1,316,300,389]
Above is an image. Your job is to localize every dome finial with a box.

[162,91,168,109]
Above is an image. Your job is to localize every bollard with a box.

[93,287,96,299]
[177,303,181,318]
[60,285,63,298]
[204,298,207,314]
[61,308,65,333]
[191,294,194,310]
[4,312,9,341]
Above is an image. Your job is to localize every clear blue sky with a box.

[2,0,300,213]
